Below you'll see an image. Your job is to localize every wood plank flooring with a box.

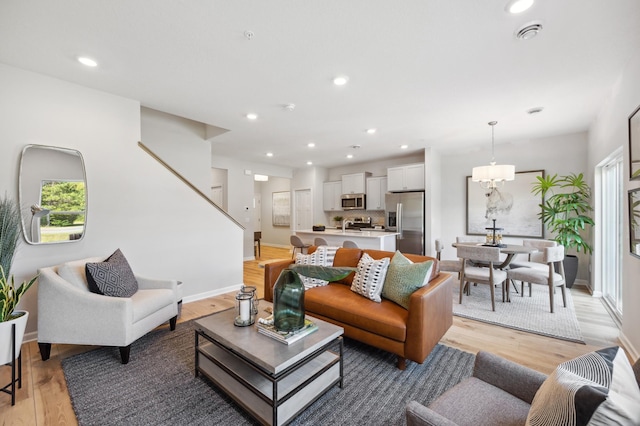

[1,245,622,425]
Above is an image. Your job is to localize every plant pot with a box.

[562,255,579,289]
[0,310,28,365]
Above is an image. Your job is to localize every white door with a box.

[211,185,223,207]
[253,193,262,231]
[294,189,313,231]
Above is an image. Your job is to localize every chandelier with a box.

[472,121,515,189]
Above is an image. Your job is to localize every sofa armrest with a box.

[472,351,547,404]
[405,401,459,426]
[135,274,177,293]
[263,259,295,302]
[405,272,454,363]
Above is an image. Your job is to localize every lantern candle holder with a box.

[234,291,255,326]
[241,285,259,316]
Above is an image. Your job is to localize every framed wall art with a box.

[629,188,640,258]
[466,170,544,238]
[630,104,640,180]
[272,191,291,226]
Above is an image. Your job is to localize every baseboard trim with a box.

[619,332,640,360]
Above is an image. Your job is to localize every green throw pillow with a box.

[382,251,434,309]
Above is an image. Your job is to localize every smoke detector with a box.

[516,21,543,40]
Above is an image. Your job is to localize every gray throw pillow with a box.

[86,249,138,297]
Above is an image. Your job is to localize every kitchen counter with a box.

[296,229,398,251]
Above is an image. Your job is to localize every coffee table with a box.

[194,303,344,426]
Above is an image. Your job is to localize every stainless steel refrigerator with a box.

[385,191,425,255]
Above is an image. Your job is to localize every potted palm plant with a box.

[531,173,594,287]
[1,195,38,368]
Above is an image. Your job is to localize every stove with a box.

[346,216,373,230]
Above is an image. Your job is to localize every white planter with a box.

[0,310,28,365]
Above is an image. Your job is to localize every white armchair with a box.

[37,256,178,364]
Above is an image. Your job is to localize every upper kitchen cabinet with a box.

[341,172,371,194]
[366,176,387,211]
[323,181,343,211]
[387,163,425,192]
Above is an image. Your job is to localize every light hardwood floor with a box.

[1,245,622,425]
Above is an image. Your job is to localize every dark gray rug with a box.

[62,320,474,426]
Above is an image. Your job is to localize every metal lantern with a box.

[234,291,255,327]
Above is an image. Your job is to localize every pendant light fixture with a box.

[472,121,515,189]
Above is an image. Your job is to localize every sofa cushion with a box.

[58,256,106,290]
[527,346,640,426]
[350,253,390,302]
[330,247,363,285]
[295,247,333,290]
[131,289,175,323]
[86,249,138,297]
[305,283,407,341]
[365,249,439,282]
[428,377,531,425]
[382,251,434,309]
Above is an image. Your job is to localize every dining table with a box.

[451,242,538,269]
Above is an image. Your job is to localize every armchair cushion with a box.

[526,346,640,425]
[86,249,138,297]
[58,256,104,290]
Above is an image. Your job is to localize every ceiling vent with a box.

[516,21,543,40]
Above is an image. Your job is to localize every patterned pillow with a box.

[350,253,390,302]
[295,246,340,290]
[526,346,640,426]
[85,249,138,297]
[381,251,434,309]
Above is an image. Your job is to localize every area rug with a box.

[62,320,475,426]
[453,282,585,343]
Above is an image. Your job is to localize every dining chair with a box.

[509,239,557,271]
[314,237,328,246]
[435,239,463,277]
[506,245,567,313]
[254,231,262,258]
[342,240,358,248]
[457,245,508,311]
[290,235,311,258]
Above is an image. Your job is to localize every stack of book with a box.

[257,318,318,345]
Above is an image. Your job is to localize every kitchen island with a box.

[296,229,398,251]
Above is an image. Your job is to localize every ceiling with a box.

[1,0,640,168]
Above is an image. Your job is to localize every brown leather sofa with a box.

[264,247,453,369]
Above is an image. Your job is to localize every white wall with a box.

[0,63,243,336]
[257,177,292,247]
[588,55,640,357]
[439,132,589,273]
[141,107,212,194]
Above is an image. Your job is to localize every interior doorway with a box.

[294,189,312,231]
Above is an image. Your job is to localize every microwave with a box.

[341,193,366,210]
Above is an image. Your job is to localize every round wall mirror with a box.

[18,145,87,244]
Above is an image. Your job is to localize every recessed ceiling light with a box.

[527,107,544,115]
[333,76,349,86]
[266,152,273,157]
[246,113,258,120]
[400,145,409,149]
[505,0,534,14]
[77,56,98,67]
[306,161,313,165]
[307,142,315,148]
[347,154,354,159]
[366,128,377,134]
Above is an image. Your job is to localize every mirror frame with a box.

[18,144,88,245]
[629,104,640,180]
[629,188,640,258]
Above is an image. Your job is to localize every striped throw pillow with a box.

[350,253,390,302]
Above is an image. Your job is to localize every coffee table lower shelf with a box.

[195,334,343,426]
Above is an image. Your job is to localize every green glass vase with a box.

[272,269,305,332]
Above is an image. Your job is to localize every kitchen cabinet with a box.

[341,172,371,194]
[366,176,387,211]
[387,163,425,191]
[323,181,343,211]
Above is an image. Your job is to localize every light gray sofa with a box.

[37,256,179,364]
[406,350,640,426]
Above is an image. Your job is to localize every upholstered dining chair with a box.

[457,245,508,311]
[314,237,328,246]
[435,239,463,277]
[290,235,311,258]
[509,239,557,271]
[342,240,359,248]
[507,245,567,313]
